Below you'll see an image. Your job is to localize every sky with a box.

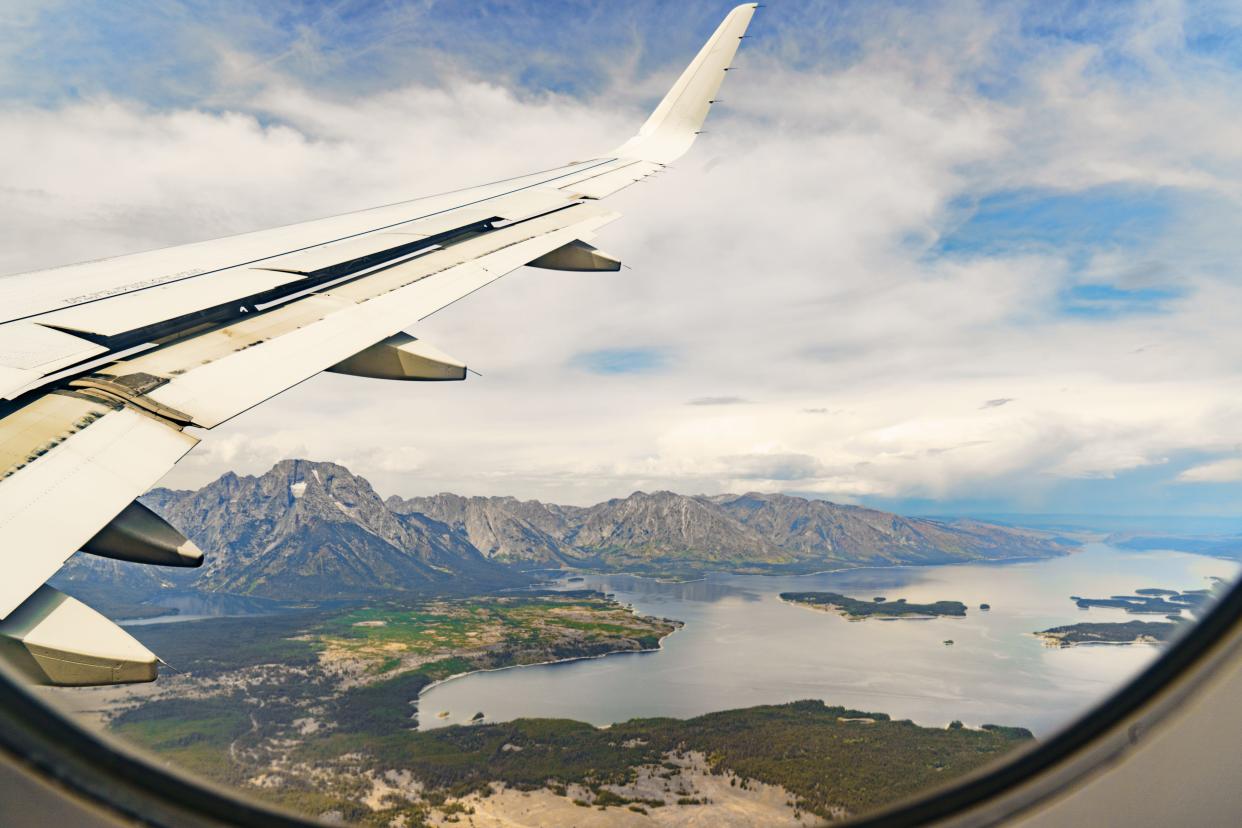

[3,1,1242,516]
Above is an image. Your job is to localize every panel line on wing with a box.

[0,158,620,328]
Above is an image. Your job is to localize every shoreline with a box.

[1031,631,1164,649]
[416,596,684,725]
[789,552,1063,579]
[416,633,680,726]
[109,553,1078,625]
[541,551,1069,587]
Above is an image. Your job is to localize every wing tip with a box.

[611,3,759,164]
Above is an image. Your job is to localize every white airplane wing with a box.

[0,5,759,685]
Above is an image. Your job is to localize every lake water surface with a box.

[419,545,1237,736]
[120,592,282,626]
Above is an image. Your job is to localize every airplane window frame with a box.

[1,569,1240,827]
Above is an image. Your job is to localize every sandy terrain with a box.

[363,769,423,810]
[37,678,180,732]
[425,753,833,827]
[46,679,843,827]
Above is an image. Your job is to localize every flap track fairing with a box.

[0,585,158,686]
[527,240,622,272]
[326,333,467,382]
[82,501,203,568]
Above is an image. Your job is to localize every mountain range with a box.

[52,459,1074,607]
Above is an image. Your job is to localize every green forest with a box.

[781,591,968,619]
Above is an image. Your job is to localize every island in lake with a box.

[780,591,967,620]
[1069,587,1212,615]
[1035,621,1177,648]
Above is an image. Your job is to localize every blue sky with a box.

[935,186,1176,259]
[933,185,1188,318]
[867,450,1242,522]
[2,2,748,107]
[3,1,1242,517]
[573,347,670,375]
[10,1,1239,107]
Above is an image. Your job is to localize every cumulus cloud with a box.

[3,1,1242,512]
[1178,458,1242,484]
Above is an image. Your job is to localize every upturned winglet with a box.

[613,3,759,164]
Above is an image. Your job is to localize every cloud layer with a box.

[3,1,1242,514]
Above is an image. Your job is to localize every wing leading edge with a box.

[0,4,759,685]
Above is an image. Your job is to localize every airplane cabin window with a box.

[2,3,1241,827]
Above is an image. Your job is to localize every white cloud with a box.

[1179,458,1242,484]
[4,2,1242,509]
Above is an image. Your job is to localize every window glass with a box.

[12,2,1242,825]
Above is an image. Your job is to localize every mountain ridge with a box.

[52,459,1075,607]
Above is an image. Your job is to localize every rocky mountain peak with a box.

[125,459,517,599]
[390,491,579,566]
[56,459,1074,607]
[570,489,785,563]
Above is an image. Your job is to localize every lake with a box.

[418,545,1238,737]
[119,592,283,626]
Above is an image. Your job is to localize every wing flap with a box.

[0,398,198,618]
[133,208,618,428]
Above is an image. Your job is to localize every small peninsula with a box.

[1036,621,1177,648]
[781,591,967,620]
[316,590,681,688]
